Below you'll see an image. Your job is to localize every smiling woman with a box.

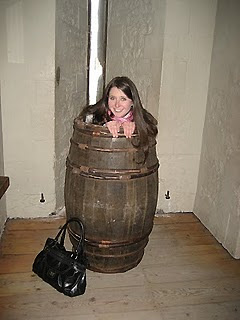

[79,76,158,161]
[108,87,133,118]
[107,86,135,138]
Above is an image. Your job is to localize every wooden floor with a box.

[0,213,240,320]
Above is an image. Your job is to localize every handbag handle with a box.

[55,217,85,256]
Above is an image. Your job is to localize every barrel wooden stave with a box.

[65,172,158,241]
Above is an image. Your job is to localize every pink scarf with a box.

[108,110,133,123]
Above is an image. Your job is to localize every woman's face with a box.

[108,87,133,118]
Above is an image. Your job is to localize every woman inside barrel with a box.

[79,76,158,161]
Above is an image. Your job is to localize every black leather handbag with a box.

[32,217,87,297]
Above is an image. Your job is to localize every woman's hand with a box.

[106,121,121,137]
[122,121,135,138]
[106,121,135,138]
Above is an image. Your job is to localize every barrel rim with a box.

[74,118,135,138]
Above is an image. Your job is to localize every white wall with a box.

[157,0,217,212]
[0,0,56,218]
[194,0,240,258]
[55,0,88,211]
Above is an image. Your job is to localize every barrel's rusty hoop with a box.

[68,225,151,248]
[66,157,159,180]
[70,138,137,153]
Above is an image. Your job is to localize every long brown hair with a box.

[79,76,158,160]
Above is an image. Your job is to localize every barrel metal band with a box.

[70,138,138,152]
[66,158,159,180]
[68,226,152,249]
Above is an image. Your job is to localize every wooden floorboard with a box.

[0,213,240,320]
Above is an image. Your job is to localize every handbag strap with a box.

[55,217,85,256]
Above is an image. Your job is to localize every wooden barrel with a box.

[64,118,159,273]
